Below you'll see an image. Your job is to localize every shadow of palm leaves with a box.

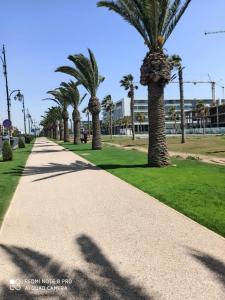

[4,160,99,182]
[0,235,153,299]
[187,247,225,289]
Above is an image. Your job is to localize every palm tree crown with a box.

[102,95,114,112]
[55,49,104,97]
[120,74,138,94]
[97,0,191,50]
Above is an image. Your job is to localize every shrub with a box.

[25,135,32,144]
[18,137,25,148]
[2,141,13,161]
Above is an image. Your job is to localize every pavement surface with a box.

[0,137,225,299]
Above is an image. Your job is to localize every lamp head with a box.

[15,90,23,102]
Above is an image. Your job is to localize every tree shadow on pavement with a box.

[187,247,225,289]
[0,234,154,299]
[31,149,68,154]
[4,160,99,182]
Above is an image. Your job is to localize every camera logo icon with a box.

[9,279,21,291]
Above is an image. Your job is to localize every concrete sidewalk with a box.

[0,137,224,299]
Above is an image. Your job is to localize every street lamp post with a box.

[0,45,11,121]
[14,90,27,135]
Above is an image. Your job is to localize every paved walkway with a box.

[0,137,225,299]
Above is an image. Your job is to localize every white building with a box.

[102,97,224,134]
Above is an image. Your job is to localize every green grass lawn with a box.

[102,135,225,158]
[62,141,225,238]
[0,143,34,225]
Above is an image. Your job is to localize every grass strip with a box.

[61,141,225,238]
[0,142,34,225]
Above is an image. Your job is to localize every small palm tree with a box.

[41,106,61,139]
[61,81,87,144]
[171,54,185,143]
[122,116,131,135]
[120,74,138,140]
[97,0,192,167]
[82,107,91,137]
[102,95,115,139]
[135,112,145,133]
[168,106,178,134]
[56,49,104,150]
[196,101,208,134]
[45,87,70,142]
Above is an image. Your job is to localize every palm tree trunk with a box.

[53,123,57,139]
[63,110,69,142]
[110,110,113,139]
[87,112,90,137]
[59,120,63,140]
[92,112,102,149]
[179,67,185,143]
[148,83,170,167]
[130,89,135,140]
[88,97,102,150]
[55,121,59,140]
[73,109,81,144]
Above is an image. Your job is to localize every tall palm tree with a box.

[61,81,87,144]
[97,0,192,167]
[168,106,177,134]
[135,112,145,133]
[82,107,91,137]
[120,74,138,140]
[171,54,185,143]
[101,95,115,139]
[56,49,104,150]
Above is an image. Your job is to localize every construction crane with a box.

[171,77,224,128]
[171,79,217,105]
[205,30,225,35]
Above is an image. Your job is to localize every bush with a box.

[18,137,25,148]
[2,141,13,161]
[24,135,32,144]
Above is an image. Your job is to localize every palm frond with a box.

[97,0,192,49]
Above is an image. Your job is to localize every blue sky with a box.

[1,0,225,131]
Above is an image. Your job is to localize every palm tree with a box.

[41,107,61,139]
[122,116,131,135]
[97,0,191,167]
[171,54,185,143]
[135,112,145,133]
[101,95,115,139]
[61,81,87,144]
[196,101,208,134]
[45,87,70,142]
[56,49,104,150]
[82,107,91,137]
[168,106,177,134]
[120,74,138,140]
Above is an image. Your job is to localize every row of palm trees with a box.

[42,0,191,167]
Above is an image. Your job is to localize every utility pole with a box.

[1,45,11,121]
